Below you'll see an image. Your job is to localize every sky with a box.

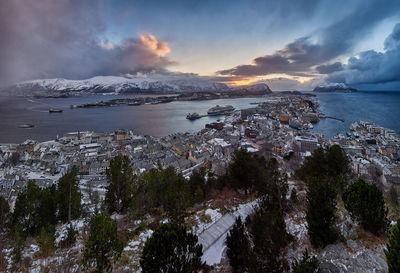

[1,0,400,90]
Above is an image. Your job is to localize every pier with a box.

[326,116,345,122]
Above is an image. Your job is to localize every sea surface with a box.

[0,91,399,143]
[311,91,400,138]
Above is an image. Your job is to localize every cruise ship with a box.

[207,105,235,116]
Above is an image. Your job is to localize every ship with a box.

[207,105,235,116]
[18,124,34,128]
[186,113,201,120]
[49,108,63,113]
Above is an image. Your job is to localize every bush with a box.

[292,249,321,273]
[385,220,400,273]
[343,179,389,234]
[38,226,55,257]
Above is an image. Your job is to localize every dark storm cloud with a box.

[327,23,400,85]
[0,0,174,86]
[219,1,400,78]
[316,62,343,74]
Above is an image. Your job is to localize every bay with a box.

[0,91,399,143]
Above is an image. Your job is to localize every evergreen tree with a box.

[296,145,349,187]
[0,196,9,230]
[133,167,189,219]
[105,155,134,213]
[228,149,260,194]
[343,179,389,234]
[11,181,57,236]
[257,158,288,211]
[37,225,55,257]
[385,220,400,273]
[82,212,123,272]
[11,232,24,267]
[226,217,252,273]
[296,147,327,181]
[140,222,203,273]
[326,145,349,180]
[292,249,321,273]
[306,177,338,248]
[57,167,82,223]
[189,168,208,203]
[247,200,292,272]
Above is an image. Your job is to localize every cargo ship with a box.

[186,113,201,120]
[49,108,63,113]
[207,105,235,116]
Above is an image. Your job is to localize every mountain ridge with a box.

[3,75,272,96]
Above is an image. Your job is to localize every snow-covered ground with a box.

[198,200,257,265]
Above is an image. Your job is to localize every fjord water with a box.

[311,91,400,138]
[0,91,399,143]
[0,95,269,143]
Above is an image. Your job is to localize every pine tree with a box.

[11,181,57,236]
[82,212,123,272]
[226,217,252,272]
[105,155,134,213]
[57,167,82,223]
[257,158,288,211]
[385,220,400,273]
[228,149,260,194]
[0,196,9,230]
[306,177,338,248]
[247,199,292,272]
[140,222,203,273]
[327,145,349,178]
[343,179,389,234]
[38,225,55,257]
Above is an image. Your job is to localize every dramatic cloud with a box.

[0,0,174,86]
[218,1,400,79]
[316,62,343,74]
[326,23,400,86]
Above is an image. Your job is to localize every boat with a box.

[186,113,201,120]
[128,102,141,106]
[18,124,34,128]
[207,105,235,116]
[49,108,63,113]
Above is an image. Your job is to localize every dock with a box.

[326,116,344,122]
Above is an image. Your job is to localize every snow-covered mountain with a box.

[4,75,235,96]
[313,82,357,92]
